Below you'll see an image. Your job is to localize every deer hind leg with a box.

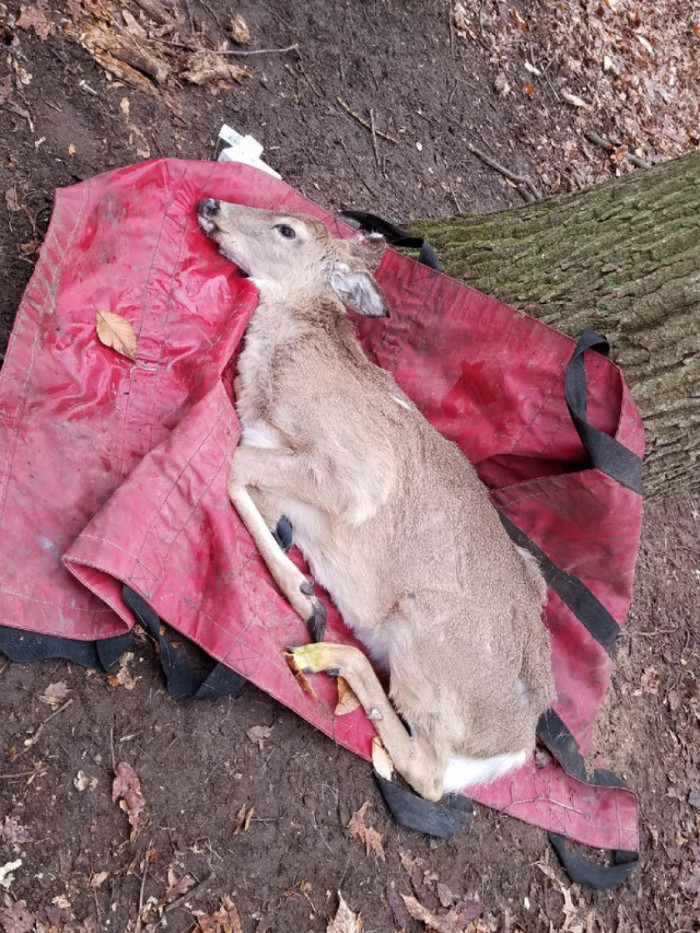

[228,481,326,642]
[288,643,448,801]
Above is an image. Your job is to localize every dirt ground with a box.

[1,1,699,931]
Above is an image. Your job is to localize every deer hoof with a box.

[307,600,327,643]
[272,516,293,552]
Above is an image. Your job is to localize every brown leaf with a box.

[399,848,424,876]
[4,186,21,213]
[0,898,34,933]
[156,873,196,909]
[641,666,660,695]
[233,802,254,834]
[346,801,385,861]
[96,310,137,361]
[335,676,361,716]
[181,50,249,86]
[107,652,139,690]
[371,736,394,781]
[284,651,317,698]
[229,14,250,44]
[39,680,69,710]
[112,761,145,840]
[16,5,51,40]
[327,892,363,933]
[73,770,98,792]
[192,894,243,933]
[245,724,272,750]
[523,82,535,96]
[401,894,461,933]
[510,6,527,32]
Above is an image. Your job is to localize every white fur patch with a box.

[240,423,280,449]
[442,750,528,791]
[391,394,412,411]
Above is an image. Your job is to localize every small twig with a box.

[14,699,73,758]
[585,131,652,169]
[337,97,399,144]
[296,60,322,99]
[369,108,380,166]
[448,180,463,214]
[109,724,116,775]
[467,142,541,200]
[0,769,47,780]
[145,35,298,56]
[164,872,214,915]
[133,841,153,933]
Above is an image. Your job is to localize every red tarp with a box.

[0,159,643,854]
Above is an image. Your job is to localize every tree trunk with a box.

[412,151,700,499]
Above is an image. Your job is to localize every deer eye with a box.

[275,224,296,240]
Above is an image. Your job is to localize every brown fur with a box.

[197,199,555,801]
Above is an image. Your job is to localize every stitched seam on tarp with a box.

[118,162,191,476]
[0,182,91,534]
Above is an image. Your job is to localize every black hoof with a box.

[272,516,293,552]
[299,580,314,596]
[307,602,327,643]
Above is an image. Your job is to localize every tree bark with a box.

[412,151,700,499]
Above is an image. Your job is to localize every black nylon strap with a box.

[565,330,643,494]
[122,585,246,703]
[374,770,473,838]
[338,209,443,272]
[536,709,639,888]
[498,512,620,656]
[0,625,133,670]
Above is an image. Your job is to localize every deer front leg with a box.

[287,643,447,801]
[228,474,326,642]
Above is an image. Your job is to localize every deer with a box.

[196,197,555,803]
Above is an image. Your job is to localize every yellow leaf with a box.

[96,310,137,361]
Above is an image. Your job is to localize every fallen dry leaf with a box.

[335,676,360,716]
[561,90,588,108]
[96,310,137,361]
[4,187,21,213]
[401,894,462,933]
[89,871,109,888]
[107,651,139,690]
[0,861,22,891]
[112,761,145,840]
[233,802,254,834]
[327,891,363,933]
[641,666,661,695]
[346,801,385,861]
[245,724,272,749]
[229,14,250,44]
[0,897,34,933]
[39,680,69,710]
[181,50,248,86]
[371,736,394,781]
[192,894,243,933]
[16,5,51,39]
[156,873,196,910]
[73,770,98,792]
[284,651,317,698]
[399,847,424,876]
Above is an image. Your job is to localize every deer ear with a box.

[345,232,386,273]
[328,263,389,317]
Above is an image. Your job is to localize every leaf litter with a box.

[345,801,385,861]
[327,891,363,933]
[111,761,146,840]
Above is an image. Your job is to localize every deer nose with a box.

[197,198,220,217]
